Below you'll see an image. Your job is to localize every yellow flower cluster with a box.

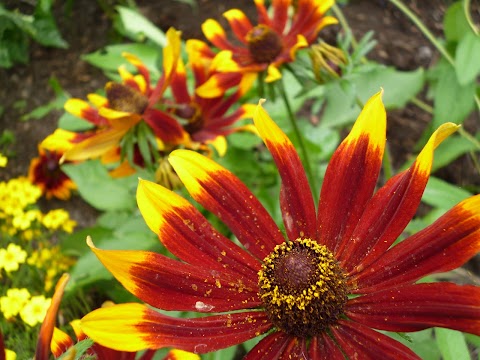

[0,153,7,167]
[0,287,51,327]
[28,245,75,290]
[0,177,77,239]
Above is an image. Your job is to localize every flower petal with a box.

[169,150,285,259]
[163,349,200,360]
[272,0,289,33]
[87,238,260,312]
[81,303,271,353]
[318,91,386,254]
[352,194,480,292]
[331,320,420,359]
[223,9,253,43]
[346,283,480,335]
[143,108,189,145]
[244,332,290,360]
[137,179,260,279]
[342,122,460,273]
[253,100,317,241]
[51,327,74,358]
[196,72,244,99]
[64,98,107,127]
[202,19,238,51]
[308,333,345,360]
[35,273,70,360]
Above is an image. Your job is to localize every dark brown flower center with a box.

[106,82,149,114]
[175,103,204,134]
[246,24,283,64]
[258,238,348,338]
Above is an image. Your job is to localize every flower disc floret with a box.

[258,238,348,337]
[246,24,283,64]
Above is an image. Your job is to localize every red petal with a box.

[88,239,260,312]
[254,0,273,27]
[272,0,289,33]
[253,100,317,240]
[35,274,70,360]
[308,333,345,360]
[279,337,308,360]
[137,179,260,279]
[331,320,420,359]
[169,150,285,259]
[82,303,271,353]
[143,108,188,145]
[244,332,291,360]
[346,282,480,335]
[351,195,480,292]
[319,92,386,254]
[341,122,459,273]
[223,9,253,43]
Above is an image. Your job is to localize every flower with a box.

[0,288,30,319]
[199,0,337,92]
[80,91,480,358]
[28,129,77,200]
[62,28,188,164]
[0,153,7,167]
[160,39,257,156]
[20,295,52,327]
[0,243,27,273]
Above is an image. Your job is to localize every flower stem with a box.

[388,0,455,65]
[277,77,318,197]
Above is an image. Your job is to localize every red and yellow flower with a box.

[28,130,77,200]
[157,39,257,156]
[198,0,337,95]
[80,91,480,358]
[62,28,188,163]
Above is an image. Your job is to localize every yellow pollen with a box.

[258,238,348,338]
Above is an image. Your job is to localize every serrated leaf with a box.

[433,64,476,127]
[455,32,480,85]
[423,176,472,210]
[116,6,166,47]
[62,160,137,211]
[435,328,470,360]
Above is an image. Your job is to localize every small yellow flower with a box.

[0,243,27,273]
[0,288,30,319]
[42,209,76,232]
[5,349,16,360]
[20,295,51,327]
[0,153,7,167]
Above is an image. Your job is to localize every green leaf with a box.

[423,176,472,210]
[387,330,440,360]
[58,112,93,131]
[311,65,424,129]
[444,2,472,43]
[57,339,94,360]
[433,64,476,128]
[431,134,477,172]
[455,32,480,85]
[62,160,137,211]
[435,328,470,360]
[116,6,166,47]
[82,43,160,79]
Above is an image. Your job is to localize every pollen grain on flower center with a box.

[258,238,348,338]
[246,24,283,64]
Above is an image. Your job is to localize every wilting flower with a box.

[199,0,337,93]
[310,41,347,83]
[62,28,188,163]
[29,130,77,200]
[80,91,480,358]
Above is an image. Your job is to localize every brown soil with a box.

[1,0,479,230]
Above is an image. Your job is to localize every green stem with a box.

[464,0,479,35]
[277,78,318,197]
[458,127,480,150]
[388,0,455,65]
[332,3,358,49]
[383,145,393,181]
[410,97,433,114]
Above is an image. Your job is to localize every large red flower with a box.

[80,91,480,358]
